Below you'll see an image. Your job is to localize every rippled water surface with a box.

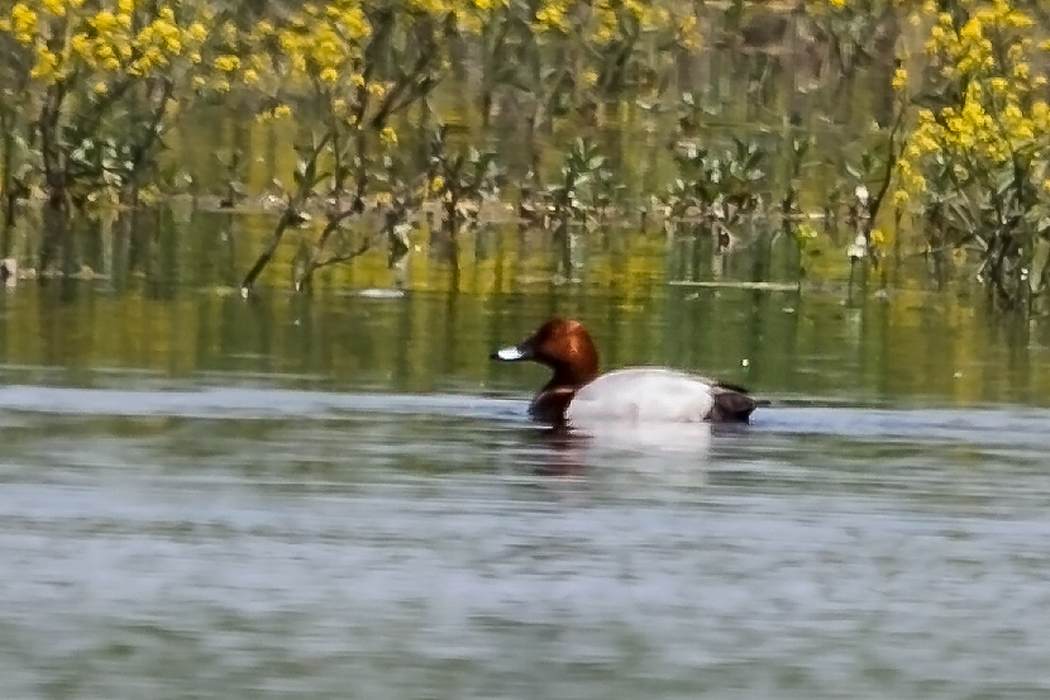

[3,268,1050,698]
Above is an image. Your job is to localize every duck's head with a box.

[491,318,599,387]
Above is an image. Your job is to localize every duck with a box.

[491,318,759,429]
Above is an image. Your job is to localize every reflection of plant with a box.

[782,136,811,225]
[794,221,820,277]
[783,137,813,278]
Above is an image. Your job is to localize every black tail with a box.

[710,382,760,423]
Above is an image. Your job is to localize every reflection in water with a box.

[514,421,713,483]
[571,419,712,455]
[3,217,1050,410]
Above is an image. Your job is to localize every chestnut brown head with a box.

[491,318,600,388]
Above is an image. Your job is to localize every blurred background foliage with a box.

[2,0,1050,312]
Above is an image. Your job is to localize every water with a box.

[3,229,1050,698]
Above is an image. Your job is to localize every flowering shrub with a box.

[893,0,1050,310]
[2,0,1050,309]
[0,0,224,269]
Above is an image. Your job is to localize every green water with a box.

[2,211,1050,699]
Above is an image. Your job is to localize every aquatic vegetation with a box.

[665,135,769,233]
[885,0,1050,311]
[1,0,1050,311]
[797,0,1050,311]
[0,0,223,270]
[426,125,504,281]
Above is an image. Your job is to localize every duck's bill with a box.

[492,345,531,361]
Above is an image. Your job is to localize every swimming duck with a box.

[491,318,758,428]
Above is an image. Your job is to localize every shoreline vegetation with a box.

[2,0,1050,312]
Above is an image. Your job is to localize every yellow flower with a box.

[891,67,908,91]
[221,20,236,43]
[41,0,65,18]
[93,81,108,95]
[320,67,338,83]
[214,55,240,72]
[273,104,292,118]
[95,42,115,61]
[187,22,208,42]
[1032,100,1050,124]
[380,126,398,145]
[10,3,37,44]
[31,50,60,81]
[91,10,119,34]
[70,33,91,57]
[534,4,567,31]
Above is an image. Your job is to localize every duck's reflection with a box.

[524,420,718,484]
